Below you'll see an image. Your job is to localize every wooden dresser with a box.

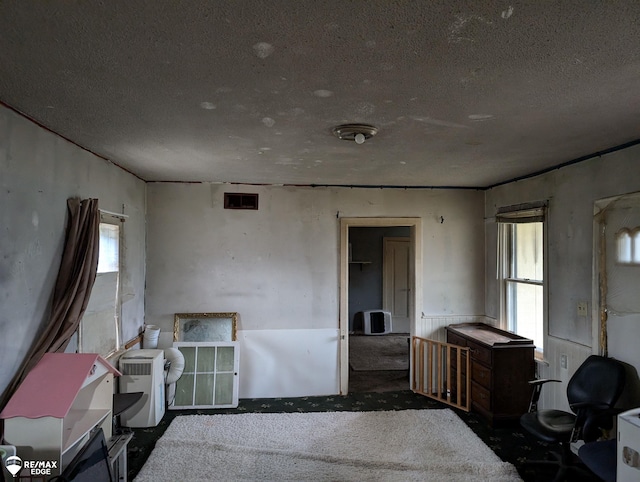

[445,322,535,425]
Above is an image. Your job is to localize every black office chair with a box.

[519,355,626,482]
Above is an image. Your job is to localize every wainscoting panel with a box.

[537,337,593,411]
[237,328,340,399]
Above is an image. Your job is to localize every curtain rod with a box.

[99,208,129,219]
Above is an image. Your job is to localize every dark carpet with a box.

[125,390,601,482]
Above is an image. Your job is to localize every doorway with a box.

[594,191,640,368]
[339,217,423,395]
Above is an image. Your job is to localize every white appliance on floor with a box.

[362,310,393,335]
[618,407,640,482]
[119,349,165,427]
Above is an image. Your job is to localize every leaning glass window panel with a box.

[171,342,240,409]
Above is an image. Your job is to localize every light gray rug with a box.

[134,410,521,481]
[349,334,409,371]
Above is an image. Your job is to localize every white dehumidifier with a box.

[362,310,393,335]
[119,349,165,427]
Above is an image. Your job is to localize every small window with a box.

[616,228,640,265]
[80,215,123,356]
[224,193,258,210]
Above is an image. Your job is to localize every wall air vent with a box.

[224,193,259,210]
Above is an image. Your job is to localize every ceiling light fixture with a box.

[332,123,378,144]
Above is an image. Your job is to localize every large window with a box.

[497,204,546,357]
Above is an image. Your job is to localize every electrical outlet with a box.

[560,354,568,370]
[577,301,588,317]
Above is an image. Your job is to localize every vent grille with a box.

[121,362,151,376]
[224,193,258,210]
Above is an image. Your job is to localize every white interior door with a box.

[383,237,411,333]
[597,192,640,370]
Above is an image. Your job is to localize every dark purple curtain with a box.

[0,198,100,415]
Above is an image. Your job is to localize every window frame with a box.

[78,212,124,357]
[497,202,548,359]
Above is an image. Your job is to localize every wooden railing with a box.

[412,336,471,411]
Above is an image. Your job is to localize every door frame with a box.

[592,190,640,356]
[339,217,423,395]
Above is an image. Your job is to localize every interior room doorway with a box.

[339,217,423,395]
[593,191,640,369]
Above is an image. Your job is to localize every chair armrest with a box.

[528,378,561,386]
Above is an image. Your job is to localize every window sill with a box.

[534,356,549,366]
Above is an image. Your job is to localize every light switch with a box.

[560,354,568,370]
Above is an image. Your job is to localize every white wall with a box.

[0,105,147,397]
[485,145,640,410]
[4,97,639,409]
[145,183,485,398]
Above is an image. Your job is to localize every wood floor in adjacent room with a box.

[348,333,410,393]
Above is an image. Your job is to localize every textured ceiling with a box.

[1,1,639,188]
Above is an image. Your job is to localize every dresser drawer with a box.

[471,361,492,389]
[471,381,492,412]
[467,340,492,366]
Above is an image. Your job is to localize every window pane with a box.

[507,280,543,352]
[511,222,543,280]
[180,347,196,372]
[196,347,216,372]
[174,374,194,406]
[617,231,632,264]
[214,373,235,405]
[97,223,119,273]
[633,231,640,264]
[216,346,235,371]
[194,374,214,405]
